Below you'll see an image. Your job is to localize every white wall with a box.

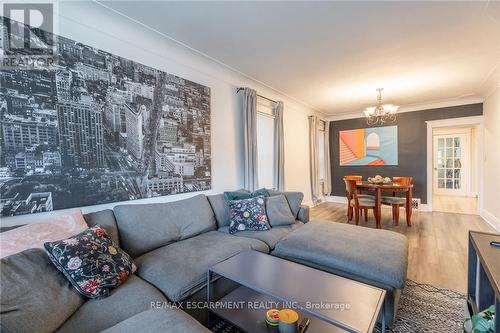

[0,1,319,226]
[482,86,500,231]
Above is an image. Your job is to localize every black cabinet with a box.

[467,231,500,332]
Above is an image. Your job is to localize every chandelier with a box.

[363,88,399,125]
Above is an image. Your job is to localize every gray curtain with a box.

[274,101,285,191]
[309,115,320,204]
[243,88,259,191]
[324,120,332,195]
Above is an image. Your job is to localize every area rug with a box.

[211,280,467,333]
[375,279,467,333]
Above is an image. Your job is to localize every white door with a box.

[433,133,470,196]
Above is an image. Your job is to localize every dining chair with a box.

[381,176,413,225]
[343,175,362,181]
[344,179,377,225]
[343,176,374,220]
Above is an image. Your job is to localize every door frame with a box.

[432,130,471,196]
[426,115,483,213]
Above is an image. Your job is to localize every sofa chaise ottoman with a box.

[272,220,408,327]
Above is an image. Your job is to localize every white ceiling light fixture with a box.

[363,88,399,126]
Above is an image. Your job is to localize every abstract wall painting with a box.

[339,126,398,166]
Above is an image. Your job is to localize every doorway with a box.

[432,126,478,214]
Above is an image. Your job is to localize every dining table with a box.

[356,180,414,229]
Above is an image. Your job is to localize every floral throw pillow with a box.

[44,225,136,299]
[228,196,270,234]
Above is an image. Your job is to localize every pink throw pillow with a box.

[0,209,88,258]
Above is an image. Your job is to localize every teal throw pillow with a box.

[224,188,270,201]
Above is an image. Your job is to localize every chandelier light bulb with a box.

[363,89,398,125]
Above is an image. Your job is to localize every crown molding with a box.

[325,95,484,122]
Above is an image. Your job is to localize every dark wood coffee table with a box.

[207,250,386,333]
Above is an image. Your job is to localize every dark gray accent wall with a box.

[329,103,483,203]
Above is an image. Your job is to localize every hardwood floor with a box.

[433,194,478,215]
[310,202,495,293]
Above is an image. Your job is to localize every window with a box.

[256,97,276,189]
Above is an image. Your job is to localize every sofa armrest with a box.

[297,205,310,223]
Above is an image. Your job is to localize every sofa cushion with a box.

[135,231,268,302]
[381,196,407,205]
[218,221,303,250]
[297,205,310,223]
[272,221,408,289]
[1,248,85,333]
[56,275,167,333]
[267,190,304,218]
[113,194,216,258]
[266,195,295,227]
[44,226,136,299]
[100,309,210,333]
[207,193,230,228]
[350,198,376,207]
[83,209,120,245]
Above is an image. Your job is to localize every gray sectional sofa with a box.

[1,190,408,332]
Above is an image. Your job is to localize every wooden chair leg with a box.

[364,208,368,222]
[355,207,360,225]
[395,205,400,225]
[347,205,352,220]
[392,206,396,222]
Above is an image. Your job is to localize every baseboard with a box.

[325,196,347,203]
[480,209,500,232]
[419,204,432,212]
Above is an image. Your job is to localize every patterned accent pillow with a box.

[228,196,270,234]
[44,225,136,299]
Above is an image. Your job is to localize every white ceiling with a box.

[98,1,500,115]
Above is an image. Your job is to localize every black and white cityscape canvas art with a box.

[0,17,211,217]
